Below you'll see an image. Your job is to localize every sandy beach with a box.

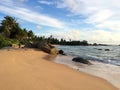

[0,48,118,90]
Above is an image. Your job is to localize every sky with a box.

[0,0,120,44]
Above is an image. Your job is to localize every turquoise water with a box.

[56,45,120,66]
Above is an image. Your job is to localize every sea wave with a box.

[56,45,120,66]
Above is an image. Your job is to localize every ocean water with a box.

[55,45,120,89]
[56,45,120,66]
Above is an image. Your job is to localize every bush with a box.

[9,39,20,45]
[0,39,20,48]
[0,39,11,48]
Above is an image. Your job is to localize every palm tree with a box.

[28,30,34,40]
[0,16,19,38]
[0,33,3,40]
[16,29,27,44]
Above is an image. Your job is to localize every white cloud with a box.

[18,0,28,2]
[37,25,42,30]
[38,0,53,5]
[42,29,88,41]
[0,0,28,6]
[87,10,114,24]
[0,5,64,28]
[0,0,13,6]
[56,0,86,15]
[58,30,82,40]
[41,28,120,44]
[87,30,120,44]
[55,0,120,44]
[57,0,120,31]
[58,0,120,16]
[96,20,120,31]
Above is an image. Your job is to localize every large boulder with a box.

[25,41,34,48]
[25,41,58,55]
[72,57,92,65]
[50,48,58,55]
[35,42,58,55]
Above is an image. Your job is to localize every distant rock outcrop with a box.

[98,49,102,50]
[72,57,92,65]
[105,49,110,51]
[25,41,58,55]
[38,42,58,55]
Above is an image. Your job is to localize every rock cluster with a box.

[25,41,58,55]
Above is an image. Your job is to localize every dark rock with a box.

[59,50,64,54]
[58,50,66,55]
[25,41,58,55]
[72,57,92,65]
[98,49,102,50]
[94,48,102,50]
[105,49,110,51]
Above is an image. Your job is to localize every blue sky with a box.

[0,0,120,44]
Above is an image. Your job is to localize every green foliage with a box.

[0,39,11,48]
[0,33,3,40]
[0,38,20,48]
[33,35,89,46]
[0,15,90,48]
[28,30,34,40]
[0,16,35,48]
[9,39,20,45]
[17,30,27,42]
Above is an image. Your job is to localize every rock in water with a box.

[59,50,64,54]
[58,50,66,55]
[105,49,110,51]
[72,57,92,65]
[98,49,102,50]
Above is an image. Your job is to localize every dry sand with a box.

[0,48,118,90]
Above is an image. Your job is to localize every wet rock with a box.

[105,49,110,51]
[98,49,102,50]
[72,57,92,65]
[58,50,66,55]
[94,48,102,50]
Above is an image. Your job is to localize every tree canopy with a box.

[1,16,103,48]
[0,16,35,48]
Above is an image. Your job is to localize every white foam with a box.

[54,55,120,89]
[78,61,120,89]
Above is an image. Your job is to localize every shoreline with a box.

[54,55,120,89]
[0,48,118,90]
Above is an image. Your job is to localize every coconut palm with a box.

[28,30,34,40]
